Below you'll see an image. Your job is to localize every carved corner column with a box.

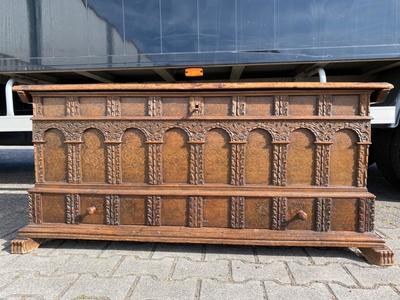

[357,142,370,187]
[66,141,82,184]
[65,194,80,224]
[272,197,287,230]
[358,198,375,233]
[272,141,289,186]
[315,142,332,186]
[66,96,80,117]
[34,141,45,183]
[146,196,161,226]
[230,142,246,185]
[232,96,246,116]
[106,195,120,225]
[189,142,204,184]
[32,96,43,117]
[274,95,288,116]
[106,96,121,117]
[230,196,245,229]
[315,198,332,232]
[28,193,42,224]
[188,196,203,227]
[317,94,332,116]
[147,141,163,185]
[106,142,122,184]
[359,93,370,116]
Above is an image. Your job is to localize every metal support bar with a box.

[5,78,15,116]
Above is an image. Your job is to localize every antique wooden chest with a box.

[12,82,394,265]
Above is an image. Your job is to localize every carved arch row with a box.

[37,124,368,187]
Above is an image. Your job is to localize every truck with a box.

[1,0,400,184]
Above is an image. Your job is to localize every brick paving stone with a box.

[153,243,203,261]
[114,257,174,280]
[231,261,291,283]
[54,255,122,276]
[256,247,311,264]
[50,240,109,258]
[1,255,69,276]
[205,245,255,262]
[100,241,154,259]
[345,265,400,288]
[130,276,197,300]
[0,273,78,299]
[287,262,356,286]
[329,283,400,300]
[306,247,369,266]
[0,272,21,291]
[173,259,230,281]
[61,274,136,300]
[264,282,333,300]
[200,279,264,300]
[0,253,19,270]
[376,228,400,240]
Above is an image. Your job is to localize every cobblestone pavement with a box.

[0,149,400,299]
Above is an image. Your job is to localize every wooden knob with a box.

[296,210,307,221]
[86,206,96,215]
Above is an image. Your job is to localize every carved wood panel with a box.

[26,87,379,240]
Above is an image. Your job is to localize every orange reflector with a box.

[185,67,203,77]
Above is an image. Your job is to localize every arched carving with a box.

[205,129,230,184]
[246,129,273,184]
[81,129,106,183]
[330,129,358,186]
[44,129,66,182]
[163,128,190,183]
[287,129,316,185]
[121,129,147,183]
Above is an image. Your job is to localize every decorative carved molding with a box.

[230,196,245,229]
[231,143,245,185]
[31,119,371,146]
[188,196,203,227]
[274,95,288,116]
[315,198,332,232]
[148,143,163,185]
[148,96,162,116]
[189,143,204,184]
[317,95,332,116]
[106,96,121,117]
[105,195,120,225]
[66,96,80,117]
[358,198,374,233]
[272,143,288,186]
[66,143,82,184]
[315,144,331,186]
[272,197,287,230]
[232,96,246,116]
[189,96,204,116]
[106,143,122,184]
[146,196,161,226]
[65,194,80,224]
[32,96,43,117]
[357,143,369,187]
[34,143,45,183]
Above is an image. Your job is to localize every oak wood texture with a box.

[12,82,394,265]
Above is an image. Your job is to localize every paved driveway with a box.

[0,148,399,299]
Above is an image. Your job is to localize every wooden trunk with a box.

[12,82,394,265]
